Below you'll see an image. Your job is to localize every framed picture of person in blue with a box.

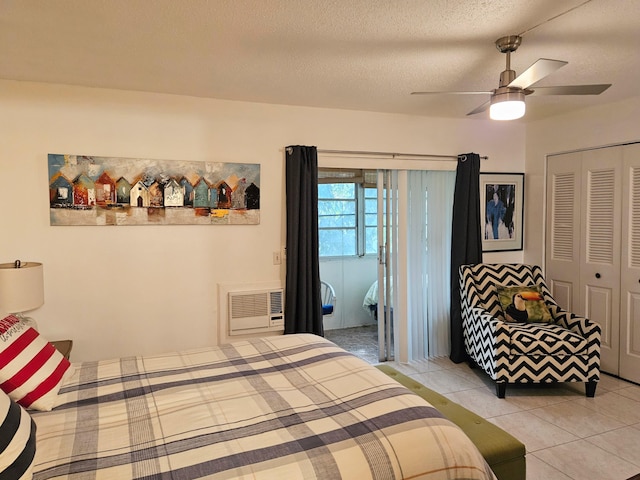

[480,172,524,252]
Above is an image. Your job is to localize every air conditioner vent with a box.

[228,288,284,335]
[270,290,283,315]
[231,293,268,318]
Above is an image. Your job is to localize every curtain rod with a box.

[316,149,488,161]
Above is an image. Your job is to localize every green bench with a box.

[376,365,526,480]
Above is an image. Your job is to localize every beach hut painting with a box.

[48,154,260,226]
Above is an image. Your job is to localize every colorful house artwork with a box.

[148,181,164,207]
[246,183,260,209]
[116,177,132,205]
[179,177,194,207]
[48,154,260,226]
[164,178,184,207]
[215,181,232,209]
[130,181,151,207]
[49,173,73,207]
[193,178,211,208]
[232,178,247,209]
[209,186,218,209]
[72,173,95,206]
[95,172,116,206]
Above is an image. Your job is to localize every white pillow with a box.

[0,314,73,411]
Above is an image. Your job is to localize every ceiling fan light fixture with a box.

[490,90,525,120]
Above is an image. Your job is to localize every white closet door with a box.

[620,143,640,383]
[546,152,583,313]
[580,148,622,375]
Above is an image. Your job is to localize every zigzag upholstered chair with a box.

[459,263,601,398]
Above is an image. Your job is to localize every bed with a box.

[363,279,380,315]
[363,280,393,320]
[26,333,494,480]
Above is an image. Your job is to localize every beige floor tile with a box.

[446,387,523,419]
[408,370,481,394]
[526,453,573,480]
[574,391,640,425]
[529,401,627,438]
[438,365,489,388]
[586,426,640,467]
[598,373,636,392]
[383,358,446,375]
[452,370,498,392]
[534,439,640,480]
[488,411,578,452]
[617,384,640,402]
[496,385,577,411]
[427,356,460,369]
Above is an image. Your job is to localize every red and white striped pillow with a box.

[0,314,73,411]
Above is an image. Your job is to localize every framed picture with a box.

[48,154,260,226]
[480,172,524,252]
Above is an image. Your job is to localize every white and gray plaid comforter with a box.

[31,334,494,480]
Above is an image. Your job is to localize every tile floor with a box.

[325,324,381,364]
[325,326,640,480]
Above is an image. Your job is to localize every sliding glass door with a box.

[318,164,454,364]
[377,170,395,362]
[377,169,456,363]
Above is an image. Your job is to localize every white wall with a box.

[0,80,524,361]
[320,256,378,330]
[524,96,640,267]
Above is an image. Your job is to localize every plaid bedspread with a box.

[31,334,495,480]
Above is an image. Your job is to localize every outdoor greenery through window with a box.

[318,169,379,257]
[364,187,379,254]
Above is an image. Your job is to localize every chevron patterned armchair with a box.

[459,263,601,398]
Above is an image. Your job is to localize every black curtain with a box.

[450,153,483,363]
[284,145,324,336]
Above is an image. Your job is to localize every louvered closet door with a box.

[546,152,583,313]
[580,148,622,375]
[620,143,640,383]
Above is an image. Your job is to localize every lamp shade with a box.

[0,261,44,314]
[489,90,526,121]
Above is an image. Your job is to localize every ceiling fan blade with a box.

[466,99,491,116]
[508,58,568,90]
[411,91,491,95]
[529,84,612,95]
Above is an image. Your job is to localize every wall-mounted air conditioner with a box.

[228,288,284,336]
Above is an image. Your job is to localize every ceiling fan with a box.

[411,35,611,120]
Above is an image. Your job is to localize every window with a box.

[318,183,357,256]
[364,186,379,255]
[318,169,378,257]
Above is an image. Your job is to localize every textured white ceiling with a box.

[1,0,638,121]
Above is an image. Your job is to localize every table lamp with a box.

[0,260,44,330]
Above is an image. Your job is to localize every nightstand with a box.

[51,340,73,360]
